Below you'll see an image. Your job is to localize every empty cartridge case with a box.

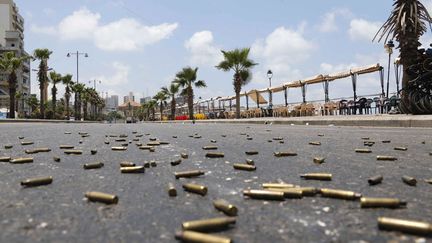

[53,156,61,162]
[273,137,283,140]
[143,161,150,168]
[206,152,224,158]
[246,137,253,140]
[183,183,207,196]
[21,176,53,187]
[175,231,232,243]
[115,138,126,142]
[361,137,370,140]
[90,149,97,155]
[171,159,182,166]
[425,179,432,184]
[360,197,407,208]
[139,145,153,150]
[313,157,325,164]
[21,141,34,145]
[64,149,83,155]
[262,183,296,189]
[300,173,332,181]
[147,141,160,146]
[402,175,417,186]
[320,188,361,200]
[245,159,254,165]
[394,147,407,151]
[4,144,13,149]
[175,170,205,179]
[149,147,156,152]
[267,188,303,198]
[83,162,104,169]
[120,143,129,147]
[274,151,297,157]
[203,146,218,150]
[382,140,391,143]
[210,140,217,143]
[377,155,397,161]
[85,191,118,204]
[309,141,321,146]
[159,141,170,145]
[168,183,177,197]
[297,187,320,196]
[111,146,127,151]
[233,163,256,171]
[243,189,285,200]
[104,141,110,145]
[25,148,51,154]
[377,217,432,235]
[64,132,71,134]
[355,148,372,153]
[120,166,145,173]
[182,217,236,232]
[368,175,383,185]
[10,157,33,164]
[120,161,136,167]
[245,151,258,155]
[181,153,189,159]
[213,199,238,216]
[18,136,24,139]
[150,160,157,167]
[0,156,11,162]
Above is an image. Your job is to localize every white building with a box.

[105,95,119,112]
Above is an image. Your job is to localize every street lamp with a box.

[267,70,273,108]
[384,40,394,98]
[67,51,88,120]
[267,70,273,87]
[89,80,101,90]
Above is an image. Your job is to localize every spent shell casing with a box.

[149,137,157,141]
[132,138,139,141]
[361,137,370,140]
[213,199,238,216]
[221,135,227,137]
[203,146,218,150]
[135,143,142,146]
[139,145,153,150]
[245,159,254,165]
[268,140,273,143]
[300,173,332,181]
[85,191,118,204]
[233,163,256,171]
[171,159,182,166]
[245,151,258,155]
[210,140,217,143]
[377,217,432,235]
[111,146,127,151]
[368,175,383,185]
[90,149,97,155]
[183,183,207,196]
[4,144,13,149]
[355,148,372,153]
[168,183,177,197]
[309,141,321,146]
[394,147,407,151]
[120,166,145,173]
[182,217,236,232]
[64,132,71,134]
[64,149,83,155]
[53,156,61,162]
[274,151,297,157]
[18,136,24,139]
[320,188,362,200]
[377,155,397,161]
[313,157,325,164]
[425,179,432,184]
[120,143,128,146]
[0,156,11,162]
[115,138,126,142]
[119,134,128,138]
[120,161,136,167]
[181,153,189,159]
[262,183,296,189]
[206,152,224,158]
[143,161,150,168]
[267,188,303,198]
[172,136,177,138]
[83,162,104,170]
[360,197,407,208]
[10,157,33,164]
[147,141,160,146]
[21,176,53,187]
[382,140,391,143]
[159,141,170,145]
[273,137,283,140]
[279,141,285,144]
[402,175,417,186]
[104,141,110,145]
[150,161,157,167]
[246,137,253,140]
[21,141,34,145]
[149,147,155,152]
[175,170,205,179]
[297,187,320,196]
[79,140,83,144]
[175,231,232,243]
[318,134,324,137]
[243,189,285,201]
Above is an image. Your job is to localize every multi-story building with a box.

[0,0,31,116]
[105,95,119,112]
[123,92,135,104]
[140,96,151,104]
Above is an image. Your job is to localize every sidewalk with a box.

[0,118,99,124]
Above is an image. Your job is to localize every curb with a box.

[0,119,101,124]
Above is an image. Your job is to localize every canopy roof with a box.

[247,90,268,104]
[118,100,141,109]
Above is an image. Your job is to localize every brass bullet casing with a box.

[245,159,254,165]
[267,188,303,198]
[21,176,53,187]
[149,147,156,152]
[132,131,137,134]
[64,149,83,155]
[181,153,189,159]
[246,137,253,140]
[206,152,224,158]
[104,141,110,145]
[210,140,217,143]
[273,137,283,141]
[4,144,13,149]
[402,175,417,186]
[183,183,208,196]
[168,183,177,197]
[175,231,232,243]
[139,145,153,150]
[377,217,432,235]
[300,173,332,181]
[279,141,285,144]
[21,141,34,145]
[109,134,118,137]
[10,157,34,164]
[83,162,104,170]
[318,134,324,137]
[119,134,128,138]
[147,141,160,146]
[360,197,407,208]
[221,135,227,137]
[136,134,144,138]
[172,136,177,138]
[81,134,89,138]
[65,132,71,134]
[274,151,297,157]
[394,147,408,151]
[53,156,61,162]
[313,157,325,164]
[361,137,370,140]
[18,136,24,139]
[175,170,205,179]
[233,163,256,171]
[135,143,142,146]
[115,138,126,142]
[243,189,285,200]
[364,141,375,147]
[143,161,150,168]
[182,217,236,232]
[159,141,170,145]
[297,187,320,196]
[262,183,296,189]
[267,140,273,143]
[0,156,11,162]
[355,148,372,153]
[425,179,432,184]
[25,148,51,154]
[320,188,362,200]
[120,166,145,173]
[309,141,321,146]
[245,151,258,155]
[79,140,83,144]
[132,138,139,141]
[382,140,391,143]
[78,132,88,135]
[171,159,182,166]
[213,199,238,216]
[368,175,383,185]
[194,135,202,139]
[85,191,118,204]
[120,143,128,147]
[150,161,157,167]
[111,146,127,151]
[90,149,97,155]
[203,146,218,150]
[120,161,136,167]
[377,155,397,161]
[149,137,157,141]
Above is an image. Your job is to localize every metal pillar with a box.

[284,87,288,107]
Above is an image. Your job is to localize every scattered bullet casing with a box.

[361,137,370,140]
[120,166,145,173]
[267,188,303,198]
[402,175,417,186]
[361,197,407,208]
[213,199,238,216]
[111,146,127,151]
[274,151,297,157]
[206,152,224,158]
[181,153,189,159]
[171,159,182,166]
[313,157,325,164]
[368,175,383,185]
[182,217,236,232]
[21,141,34,145]
[300,173,332,181]
[149,147,156,152]
[139,145,153,150]
[425,179,432,184]
[203,146,218,150]
[10,157,33,164]
[168,183,177,197]
[377,217,432,235]
[25,148,51,154]
[243,189,285,201]
[377,155,397,161]
[83,162,104,169]
[90,150,97,155]
[262,183,296,189]
[245,159,254,165]
[320,188,361,200]
[150,161,157,167]
[183,183,207,196]
[309,141,321,146]
[115,138,126,142]
[210,140,217,143]
[4,145,13,149]
[120,161,136,167]
[85,191,118,204]
[159,141,170,145]
[53,156,61,162]
[355,148,372,153]
[246,137,253,140]
[120,143,129,146]
[297,187,320,196]
[21,176,53,187]
[104,141,110,145]
[233,163,256,171]
[147,141,160,146]
[64,150,83,155]
[273,137,283,140]
[394,147,407,151]
[175,170,205,179]
[382,140,391,143]
[245,151,258,155]
[143,162,150,168]
[175,231,232,243]
[0,156,11,162]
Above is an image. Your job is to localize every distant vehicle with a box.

[126,117,135,123]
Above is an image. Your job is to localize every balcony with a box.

[5,31,21,40]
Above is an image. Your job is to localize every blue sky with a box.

[15,0,432,104]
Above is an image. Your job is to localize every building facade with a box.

[0,0,30,116]
[123,91,135,104]
[105,95,119,112]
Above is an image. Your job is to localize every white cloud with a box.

[185,31,222,66]
[58,8,100,40]
[348,19,381,41]
[30,24,57,35]
[318,9,352,33]
[93,62,130,86]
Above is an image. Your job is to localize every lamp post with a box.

[267,70,273,107]
[384,40,394,99]
[89,80,101,90]
[67,51,88,120]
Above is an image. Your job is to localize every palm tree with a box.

[216,48,257,119]
[374,0,432,113]
[153,91,169,120]
[143,100,157,121]
[0,52,29,118]
[26,95,38,114]
[161,83,180,120]
[173,67,206,120]
[62,74,73,120]
[33,48,52,119]
[49,71,62,115]
[71,83,85,120]
[81,87,91,120]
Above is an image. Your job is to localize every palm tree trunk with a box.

[171,97,176,120]
[40,83,45,119]
[188,86,194,120]
[9,90,16,119]
[160,103,163,120]
[235,91,241,119]
[52,86,57,114]
[65,93,70,120]
[83,102,88,120]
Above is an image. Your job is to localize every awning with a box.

[303,74,327,85]
[283,80,303,88]
[350,63,382,75]
[327,70,351,80]
[118,100,141,109]
[269,85,285,93]
[247,90,268,104]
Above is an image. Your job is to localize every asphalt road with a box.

[0,122,431,243]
